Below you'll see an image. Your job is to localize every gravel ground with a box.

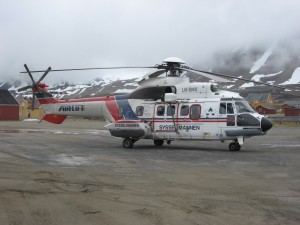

[0,119,300,225]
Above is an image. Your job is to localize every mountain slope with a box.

[2,39,300,101]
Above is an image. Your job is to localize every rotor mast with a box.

[162,57,185,77]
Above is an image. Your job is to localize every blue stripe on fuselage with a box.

[115,95,138,120]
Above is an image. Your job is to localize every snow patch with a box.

[250,47,273,74]
[124,82,138,86]
[113,89,134,94]
[251,71,282,82]
[240,82,254,88]
[280,67,300,85]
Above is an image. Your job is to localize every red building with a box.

[281,101,300,116]
[285,108,300,116]
[0,90,19,120]
[256,104,276,115]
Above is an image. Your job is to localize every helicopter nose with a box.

[261,117,273,132]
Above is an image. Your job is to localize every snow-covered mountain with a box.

[2,38,300,101]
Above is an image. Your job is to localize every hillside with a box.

[1,39,300,102]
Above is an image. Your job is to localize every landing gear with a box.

[123,138,134,149]
[154,140,164,146]
[229,142,241,151]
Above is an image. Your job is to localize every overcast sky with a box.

[1,0,300,85]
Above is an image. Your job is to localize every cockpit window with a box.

[235,101,254,113]
[211,84,220,92]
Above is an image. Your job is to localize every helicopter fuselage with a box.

[37,76,273,150]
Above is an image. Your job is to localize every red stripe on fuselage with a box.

[104,96,119,121]
[38,98,59,104]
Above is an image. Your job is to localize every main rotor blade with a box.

[194,69,286,89]
[24,64,35,83]
[18,85,32,92]
[148,69,166,78]
[179,67,230,82]
[20,66,157,73]
[138,69,166,84]
[37,66,52,82]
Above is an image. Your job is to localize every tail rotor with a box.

[18,64,52,109]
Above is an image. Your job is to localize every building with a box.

[0,90,19,120]
[255,104,276,115]
[246,93,275,114]
[281,101,300,116]
[19,98,44,119]
[246,93,274,108]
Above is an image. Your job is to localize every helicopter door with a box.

[218,102,236,135]
[153,103,178,139]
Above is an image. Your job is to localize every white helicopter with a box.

[18,57,275,151]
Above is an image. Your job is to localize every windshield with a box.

[235,101,254,113]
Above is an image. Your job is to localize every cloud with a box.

[1,0,300,84]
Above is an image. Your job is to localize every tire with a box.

[123,138,133,149]
[154,140,164,146]
[229,142,240,151]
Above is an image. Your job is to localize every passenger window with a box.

[227,115,235,126]
[118,107,123,118]
[219,102,226,114]
[156,106,165,116]
[227,103,234,114]
[167,105,175,116]
[135,106,144,116]
[180,105,189,116]
[190,105,201,120]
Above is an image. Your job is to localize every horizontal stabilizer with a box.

[43,114,67,124]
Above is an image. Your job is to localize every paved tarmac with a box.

[0,119,300,225]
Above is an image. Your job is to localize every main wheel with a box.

[154,140,164,146]
[229,142,240,151]
[123,138,134,149]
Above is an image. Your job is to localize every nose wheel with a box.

[229,142,241,151]
[123,138,135,149]
[154,140,164,146]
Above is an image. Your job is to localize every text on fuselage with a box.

[182,87,198,92]
[58,105,85,111]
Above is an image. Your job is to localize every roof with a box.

[246,93,271,102]
[282,101,300,108]
[0,90,19,105]
[256,104,276,110]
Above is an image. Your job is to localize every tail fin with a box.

[35,91,59,104]
[42,114,67,124]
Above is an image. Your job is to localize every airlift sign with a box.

[58,105,85,112]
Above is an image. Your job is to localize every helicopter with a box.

[18,57,276,151]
